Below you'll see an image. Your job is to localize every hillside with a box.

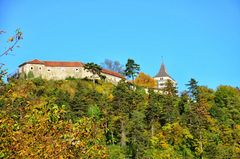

[0,78,240,158]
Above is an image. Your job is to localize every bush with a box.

[27,71,34,79]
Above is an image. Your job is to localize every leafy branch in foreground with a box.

[0,28,23,57]
[0,29,23,85]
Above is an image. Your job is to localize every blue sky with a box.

[0,0,239,91]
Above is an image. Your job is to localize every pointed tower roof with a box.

[154,63,172,78]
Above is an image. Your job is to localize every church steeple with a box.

[153,61,176,89]
[154,63,171,78]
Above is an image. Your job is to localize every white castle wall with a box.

[19,64,122,83]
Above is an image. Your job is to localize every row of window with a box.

[30,66,80,72]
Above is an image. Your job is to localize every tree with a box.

[178,91,190,115]
[0,104,108,158]
[124,59,140,81]
[69,84,106,118]
[134,72,156,88]
[84,62,105,83]
[183,86,216,158]
[162,79,178,96]
[186,78,199,102]
[145,89,163,137]
[112,81,131,147]
[126,88,147,158]
[101,59,124,75]
[213,85,240,126]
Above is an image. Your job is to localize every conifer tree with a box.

[162,79,178,96]
[186,78,199,102]
[84,62,106,83]
[124,59,140,81]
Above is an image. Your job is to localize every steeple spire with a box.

[153,60,176,89]
[154,62,171,78]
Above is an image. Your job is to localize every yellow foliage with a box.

[0,101,108,158]
[135,72,156,88]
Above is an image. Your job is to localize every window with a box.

[160,77,163,80]
[30,67,33,70]
[75,68,79,72]
[48,69,51,72]
[39,67,42,70]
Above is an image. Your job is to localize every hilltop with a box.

[1,77,240,158]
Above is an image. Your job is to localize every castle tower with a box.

[154,62,176,89]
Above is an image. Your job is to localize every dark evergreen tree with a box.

[145,89,163,137]
[186,78,199,102]
[124,59,140,81]
[162,79,178,96]
[84,62,106,83]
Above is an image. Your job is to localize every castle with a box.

[17,59,176,87]
[18,59,124,84]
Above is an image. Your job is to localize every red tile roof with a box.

[44,61,83,67]
[101,69,124,78]
[19,59,84,67]
[19,59,124,78]
[19,59,44,66]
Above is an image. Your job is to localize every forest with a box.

[0,73,240,158]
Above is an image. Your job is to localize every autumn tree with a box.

[1,66,240,158]
[134,72,156,88]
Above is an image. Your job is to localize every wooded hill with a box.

[0,77,240,158]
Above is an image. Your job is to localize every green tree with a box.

[70,84,106,119]
[162,79,178,96]
[145,89,163,137]
[186,78,199,102]
[27,71,34,79]
[178,91,190,115]
[184,86,217,158]
[124,59,140,81]
[160,94,179,125]
[211,86,240,157]
[126,88,147,158]
[84,62,105,83]
[112,81,131,147]
[213,85,240,126]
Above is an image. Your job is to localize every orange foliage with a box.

[135,72,156,88]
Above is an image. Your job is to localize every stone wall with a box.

[19,64,122,83]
